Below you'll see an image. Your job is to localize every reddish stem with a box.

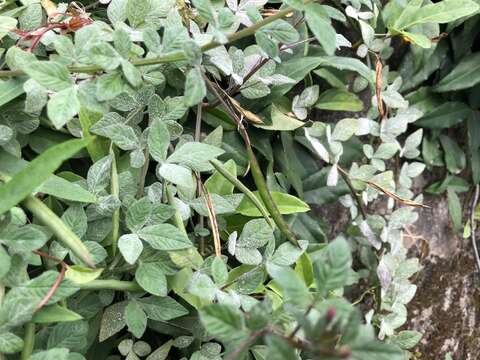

[33,250,68,311]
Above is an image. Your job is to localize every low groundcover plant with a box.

[0,0,479,359]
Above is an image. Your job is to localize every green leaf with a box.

[47,321,89,352]
[211,257,228,285]
[125,301,148,338]
[0,332,24,354]
[149,119,171,162]
[0,271,79,328]
[90,112,139,150]
[313,238,352,296]
[96,72,124,101]
[0,245,11,278]
[114,28,132,58]
[23,61,72,91]
[184,67,207,107]
[389,330,422,350]
[0,16,17,40]
[136,262,168,296]
[415,102,471,129]
[199,304,245,340]
[78,108,110,162]
[118,234,144,264]
[138,296,189,321]
[267,262,311,308]
[316,56,374,84]
[158,164,195,190]
[332,118,358,141]
[270,240,308,266]
[127,0,151,27]
[47,86,81,129]
[255,104,305,131]
[122,60,143,87]
[108,0,128,23]
[468,111,480,184]
[99,301,127,342]
[237,191,310,217]
[447,188,462,233]
[238,219,274,248]
[262,20,299,44]
[0,77,26,108]
[90,43,121,71]
[205,159,236,195]
[189,193,240,216]
[399,31,432,48]
[65,265,104,284]
[315,89,363,112]
[137,224,192,250]
[167,142,224,171]
[30,348,70,360]
[187,272,217,302]
[32,305,83,323]
[87,154,112,193]
[351,338,403,360]
[269,57,326,99]
[266,335,297,360]
[305,3,337,55]
[193,0,215,23]
[146,340,173,360]
[0,137,92,216]
[394,0,479,30]
[439,135,466,174]
[0,225,48,252]
[434,52,480,92]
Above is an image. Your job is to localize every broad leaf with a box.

[0,137,92,216]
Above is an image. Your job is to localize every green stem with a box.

[78,279,142,291]
[0,7,294,78]
[209,159,274,228]
[22,196,95,268]
[110,149,120,257]
[0,282,3,360]
[246,146,299,246]
[20,322,35,360]
[166,184,187,236]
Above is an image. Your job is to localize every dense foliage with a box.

[0,0,479,359]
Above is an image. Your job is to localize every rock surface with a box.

[315,190,479,359]
[407,195,479,359]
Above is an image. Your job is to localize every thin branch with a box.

[195,104,206,254]
[470,184,480,272]
[84,1,101,10]
[203,72,299,246]
[34,249,69,311]
[35,265,66,310]
[202,72,250,146]
[338,167,367,219]
[287,303,314,340]
[336,165,429,209]
[200,181,222,257]
[0,7,294,78]
[210,159,274,228]
[204,37,315,108]
[110,146,120,256]
[166,184,188,236]
[224,329,268,360]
